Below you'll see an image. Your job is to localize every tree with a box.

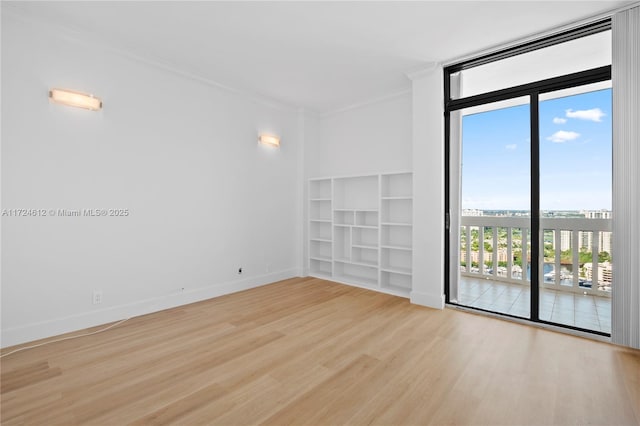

[513,250,522,267]
[579,249,593,265]
[598,251,612,263]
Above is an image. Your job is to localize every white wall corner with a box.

[406,62,440,81]
[297,108,306,277]
[410,290,445,309]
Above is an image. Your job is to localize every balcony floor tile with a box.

[456,276,611,334]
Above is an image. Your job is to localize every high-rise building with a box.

[550,230,574,251]
[560,230,572,251]
[578,230,612,254]
[601,231,612,254]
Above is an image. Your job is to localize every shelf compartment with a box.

[309,179,331,199]
[352,246,378,266]
[334,210,355,225]
[334,226,351,261]
[355,210,378,227]
[381,198,412,224]
[334,261,378,287]
[310,200,332,221]
[310,258,332,276]
[310,221,332,241]
[381,247,412,273]
[381,225,412,248]
[381,270,412,291]
[352,227,378,247]
[333,175,378,210]
[381,172,413,198]
[310,240,332,260]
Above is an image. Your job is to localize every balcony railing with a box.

[458,216,612,297]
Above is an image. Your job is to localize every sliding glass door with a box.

[445,21,612,335]
[538,84,612,333]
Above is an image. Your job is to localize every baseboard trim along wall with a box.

[1,269,299,348]
[410,290,445,309]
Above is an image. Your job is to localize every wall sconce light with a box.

[258,133,280,148]
[49,88,102,111]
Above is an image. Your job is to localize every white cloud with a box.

[553,117,567,124]
[546,130,580,143]
[565,108,605,122]
[505,144,517,150]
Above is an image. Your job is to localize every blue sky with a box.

[461,88,612,211]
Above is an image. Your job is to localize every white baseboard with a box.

[410,290,445,309]
[1,269,299,348]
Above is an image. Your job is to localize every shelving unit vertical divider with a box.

[308,177,334,278]
[331,177,336,268]
[377,173,383,290]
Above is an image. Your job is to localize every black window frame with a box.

[443,19,612,336]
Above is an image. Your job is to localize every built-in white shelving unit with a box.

[308,172,413,298]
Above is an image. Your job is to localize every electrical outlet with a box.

[92,290,103,305]
[238,267,243,274]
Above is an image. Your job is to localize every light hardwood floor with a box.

[1,277,639,425]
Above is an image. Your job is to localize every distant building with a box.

[600,231,612,254]
[581,209,612,219]
[578,210,612,254]
[560,230,572,251]
[549,230,575,251]
[462,209,484,217]
[579,230,612,254]
[584,261,612,288]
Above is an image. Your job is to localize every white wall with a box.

[409,66,445,309]
[306,93,412,178]
[1,12,301,347]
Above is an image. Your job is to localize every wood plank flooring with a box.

[1,277,639,425]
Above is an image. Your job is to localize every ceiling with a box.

[4,1,633,114]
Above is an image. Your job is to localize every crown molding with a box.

[320,88,411,119]
[2,5,299,113]
[406,62,440,81]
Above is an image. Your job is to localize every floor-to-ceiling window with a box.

[445,21,613,335]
